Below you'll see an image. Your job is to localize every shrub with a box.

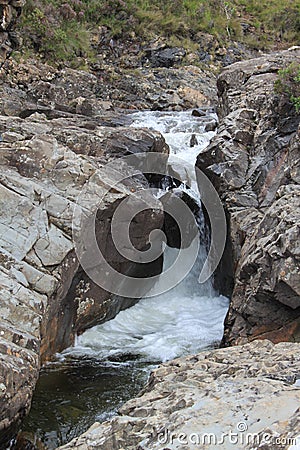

[20,0,92,61]
[275,63,300,113]
[17,0,300,63]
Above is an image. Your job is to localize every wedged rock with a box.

[143,45,186,68]
[196,47,300,345]
[0,109,168,437]
[161,189,200,249]
[57,340,300,450]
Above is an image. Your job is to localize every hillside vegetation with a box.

[18,0,300,62]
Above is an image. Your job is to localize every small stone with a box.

[189,133,198,147]
[204,120,218,132]
[191,109,206,117]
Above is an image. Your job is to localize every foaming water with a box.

[68,294,228,362]
[64,110,229,364]
[65,246,228,363]
[129,109,216,193]
[129,109,216,165]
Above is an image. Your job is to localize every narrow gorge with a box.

[16,109,230,448]
[0,2,299,449]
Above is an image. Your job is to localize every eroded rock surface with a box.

[0,57,216,115]
[57,340,300,450]
[196,47,300,345]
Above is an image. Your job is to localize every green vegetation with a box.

[275,63,300,113]
[17,0,300,63]
[19,0,92,62]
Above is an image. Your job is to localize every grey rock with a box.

[0,58,216,115]
[204,119,218,132]
[196,48,300,345]
[57,341,300,450]
[191,108,206,117]
[0,0,24,65]
[143,45,186,68]
[189,133,198,147]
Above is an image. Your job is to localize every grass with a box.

[275,62,300,113]
[16,0,300,63]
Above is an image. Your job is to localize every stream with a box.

[16,110,229,449]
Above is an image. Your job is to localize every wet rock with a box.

[204,119,218,132]
[57,340,300,450]
[191,108,206,117]
[162,189,200,249]
[196,47,300,345]
[13,431,47,450]
[189,133,198,147]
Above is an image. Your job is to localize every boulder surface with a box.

[57,340,300,450]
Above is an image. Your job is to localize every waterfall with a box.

[63,110,229,363]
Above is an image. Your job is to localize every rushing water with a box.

[17,110,229,449]
[63,246,228,364]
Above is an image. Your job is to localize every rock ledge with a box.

[58,340,300,450]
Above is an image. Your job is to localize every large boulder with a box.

[57,340,300,450]
[0,106,168,438]
[143,44,186,68]
[196,47,300,345]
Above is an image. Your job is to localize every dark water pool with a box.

[14,356,151,449]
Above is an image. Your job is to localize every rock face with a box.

[196,48,300,345]
[1,56,216,115]
[0,0,25,66]
[0,70,169,437]
[57,340,300,450]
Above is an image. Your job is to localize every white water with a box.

[129,109,217,167]
[64,110,229,363]
[130,110,216,194]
